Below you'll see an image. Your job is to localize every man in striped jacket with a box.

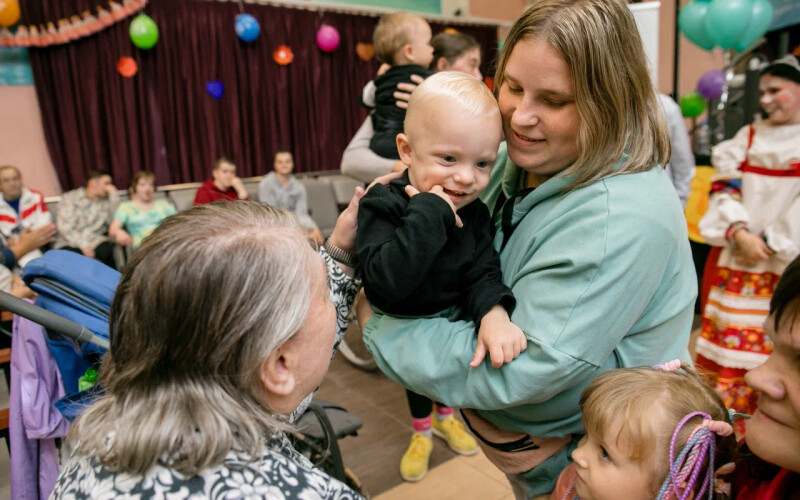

[0,165,53,267]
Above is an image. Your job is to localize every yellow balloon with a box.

[0,0,21,28]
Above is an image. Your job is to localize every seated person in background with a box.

[0,164,55,267]
[366,12,433,159]
[0,225,56,303]
[109,171,176,251]
[193,157,250,206]
[258,151,324,246]
[55,170,119,269]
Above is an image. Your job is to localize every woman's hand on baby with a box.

[330,171,403,253]
[393,74,425,109]
[471,305,528,368]
[405,184,463,228]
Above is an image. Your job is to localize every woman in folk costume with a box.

[697,55,800,431]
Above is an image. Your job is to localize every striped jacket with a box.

[0,187,52,238]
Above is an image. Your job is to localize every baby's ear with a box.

[402,43,414,62]
[396,133,413,164]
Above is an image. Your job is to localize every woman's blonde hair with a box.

[68,201,323,475]
[580,364,737,495]
[494,0,670,189]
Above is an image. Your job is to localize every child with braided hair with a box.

[550,361,738,500]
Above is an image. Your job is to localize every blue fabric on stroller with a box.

[22,250,118,414]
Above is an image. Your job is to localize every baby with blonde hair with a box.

[553,362,738,500]
[368,11,434,159]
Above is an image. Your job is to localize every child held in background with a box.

[356,72,526,481]
[552,362,738,500]
[367,12,433,159]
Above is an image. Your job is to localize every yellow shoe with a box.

[400,433,433,482]
[432,416,478,456]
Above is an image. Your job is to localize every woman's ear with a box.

[396,133,413,166]
[435,57,449,73]
[259,348,297,413]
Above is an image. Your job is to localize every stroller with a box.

[1,250,366,495]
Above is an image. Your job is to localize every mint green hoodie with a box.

[363,144,696,492]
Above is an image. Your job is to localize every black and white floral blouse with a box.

[51,250,363,500]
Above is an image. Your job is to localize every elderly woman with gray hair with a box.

[51,194,374,498]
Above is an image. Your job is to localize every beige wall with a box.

[0,85,61,196]
[657,0,725,97]
[469,0,526,22]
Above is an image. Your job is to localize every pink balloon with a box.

[316,24,339,52]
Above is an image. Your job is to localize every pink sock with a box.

[434,405,453,422]
[412,415,432,438]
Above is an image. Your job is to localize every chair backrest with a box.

[330,175,363,209]
[244,179,261,201]
[164,188,198,212]
[301,178,339,238]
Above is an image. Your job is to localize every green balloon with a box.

[130,14,159,50]
[680,92,706,118]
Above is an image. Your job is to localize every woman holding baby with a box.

[354,0,696,497]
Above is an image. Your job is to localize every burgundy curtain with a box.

[22,0,499,190]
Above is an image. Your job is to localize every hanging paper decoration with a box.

[0,0,21,28]
[273,45,294,65]
[497,39,505,51]
[356,42,374,61]
[696,69,725,100]
[316,24,339,52]
[679,92,706,118]
[443,27,458,35]
[129,13,158,49]
[235,13,260,43]
[0,0,147,48]
[117,56,138,77]
[206,80,224,99]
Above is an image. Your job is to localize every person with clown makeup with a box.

[697,54,800,431]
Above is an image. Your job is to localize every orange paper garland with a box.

[0,0,147,48]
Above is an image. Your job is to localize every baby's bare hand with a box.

[472,308,527,368]
[404,184,463,228]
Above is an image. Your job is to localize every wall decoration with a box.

[206,80,224,99]
[273,45,294,65]
[235,13,260,43]
[0,0,147,47]
[356,42,373,61]
[117,55,137,77]
[129,13,158,49]
[0,0,21,28]
[316,24,339,52]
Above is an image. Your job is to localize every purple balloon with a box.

[697,69,725,100]
[316,24,340,52]
[206,80,224,100]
